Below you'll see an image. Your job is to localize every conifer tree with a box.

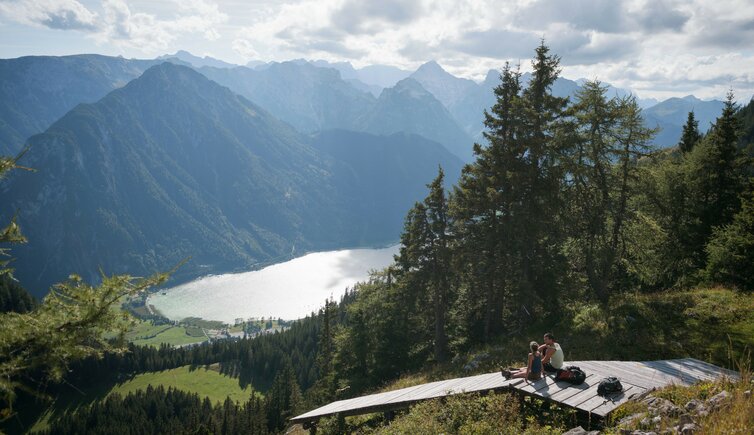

[424,168,451,362]
[451,61,524,342]
[312,299,337,403]
[517,41,569,306]
[395,168,452,361]
[679,111,702,153]
[265,362,302,432]
[705,185,754,290]
[684,91,744,268]
[561,81,655,301]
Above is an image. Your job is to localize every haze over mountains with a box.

[0,51,728,296]
[1,62,462,296]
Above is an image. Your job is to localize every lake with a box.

[147,245,400,323]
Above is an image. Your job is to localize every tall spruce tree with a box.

[451,62,524,342]
[705,185,754,290]
[516,41,569,308]
[450,42,568,341]
[399,168,452,361]
[312,298,337,403]
[679,111,702,153]
[684,91,744,269]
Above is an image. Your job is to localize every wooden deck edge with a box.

[289,383,517,424]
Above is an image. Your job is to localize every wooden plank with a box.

[684,358,739,379]
[588,385,648,417]
[383,381,446,406]
[561,382,602,408]
[460,373,506,393]
[518,375,559,395]
[580,361,674,390]
[454,374,496,391]
[541,374,597,403]
[674,358,724,377]
[467,378,498,392]
[347,388,418,412]
[474,375,517,392]
[622,361,690,386]
[413,377,475,401]
[580,385,640,416]
[648,359,714,382]
[638,361,699,385]
[658,359,722,382]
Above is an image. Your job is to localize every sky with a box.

[1,0,753,101]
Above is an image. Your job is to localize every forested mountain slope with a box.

[0,63,462,296]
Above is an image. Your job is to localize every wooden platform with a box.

[291,358,738,425]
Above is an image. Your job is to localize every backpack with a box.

[597,377,623,396]
[555,365,586,385]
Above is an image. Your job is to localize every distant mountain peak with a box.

[390,78,434,99]
[410,61,477,110]
[484,69,499,84]
[414,60,448,76]
[158,50,238,69]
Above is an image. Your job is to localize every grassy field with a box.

[26,365,254,433]
[130,325,207,347]
[109,365,255,404]
[124,320,173,341]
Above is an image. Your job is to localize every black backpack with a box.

[555,365,586,385]
[597,377,623,396]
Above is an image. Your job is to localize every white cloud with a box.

[97,0,228,53]
[0,0,98,31]
[232,38,259,59]
[1,0,753,100]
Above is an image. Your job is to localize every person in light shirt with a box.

[539,332,564,373]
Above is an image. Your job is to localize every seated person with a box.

[538,332,564,372]
[501,341,542,382]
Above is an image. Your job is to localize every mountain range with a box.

[0,55,160,155]
[150,52,713,149]
[1,63,462,296]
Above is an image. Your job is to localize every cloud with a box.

[298,40,367,58]
[516,0,629,33]
[561,32,639,65]
[232,38,259,59]
[689,17,754,49]
[633,0,690,32]
[449,28,541,59]
[330,0,425,34]
[98,0,228,53]
[0,0,98,31]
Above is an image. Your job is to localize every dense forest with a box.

[2,42,754,433]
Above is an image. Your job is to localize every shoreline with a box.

[146,243,401,324]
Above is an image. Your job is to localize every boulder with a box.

[642,396,682,417]
[680,423,699,434]
[678,414,695,426]
[706,390,731,411]
[684,399,703,412]
[562,426,599,435]
[618,412,646,427]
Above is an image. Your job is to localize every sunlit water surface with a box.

[148,245,399,323]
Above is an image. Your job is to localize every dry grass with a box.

[605,356,753,434]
